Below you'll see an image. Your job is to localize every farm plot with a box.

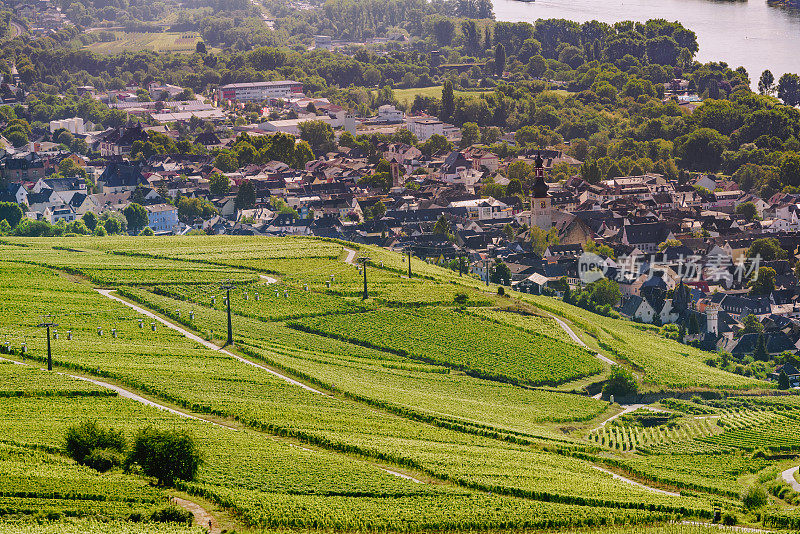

[153,282,367,321]
[468,307,574,344]
[0,262,712,516]
[590,408,784,452]
[0,520,203,534]
[523,294,765,389]
[122,286,610,437]
[197,489,673,532]
[291,307,603,387]
[0,244,257,285]
[608,453,772,498]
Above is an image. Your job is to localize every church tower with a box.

[530,151,552,229]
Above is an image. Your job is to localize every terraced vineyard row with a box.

[590,409,784,452]
[291,307,603,387]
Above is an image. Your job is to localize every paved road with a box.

[95,289,325,395]
[259,274,278,284]
[781,466,800,491]
[544,312,617,366]
[592,465,680,497]
[343,248,357,265]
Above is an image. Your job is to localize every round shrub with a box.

[85,447,125,472]
[742,484,769,510]
[150,505,193,525]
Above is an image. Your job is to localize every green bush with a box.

[722,511,738,525]
[602,366,638,397]
[742,484,769,510]
[64,420,126,470]
[150,505,193,525]
[85,447,125,472]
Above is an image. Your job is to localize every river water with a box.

[493,0,800,86]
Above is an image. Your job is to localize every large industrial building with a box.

[216,81,304,102]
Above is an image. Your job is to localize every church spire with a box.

[532,150,549,199]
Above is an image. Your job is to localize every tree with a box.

[208,173,230,197]
[213,151,238,173]
[432,18,455,46]
[127,427,202,487]
[82,212,98,232]
[0,202,23,229]
[778,73,800,107]
[235,179,256,210]
[734,201,759,221]
[433,214,450,236]
[491,261,511,285]
[657,239,682,251]
[747,238,787,262]
[506,178,524,196]
[298,120,335,157]
[676,128,728,172]
[195,41,207,54]
[588,278,621,307]
[460,122,480,147]
[753,332,768,362]
[139,226,155,236]
[122,203,148,235]
[441,80,455,122]
[688,313,699,335]
[527,55,547,78]
[758,70,775,95]
[603,366,638,398]
[371,200,386,219]
[294,141,315,168]
[748,267,776,297]
[779,369,791,390]
[421,134,451,156]
[738,314,764,338]
[494,44,506,76]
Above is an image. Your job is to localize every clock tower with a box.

[530,151,552,229]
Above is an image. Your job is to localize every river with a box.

[493,0,800,86]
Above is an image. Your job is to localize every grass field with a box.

[2,235,800,532]
[84,32,201,54]
[382,86,493,107]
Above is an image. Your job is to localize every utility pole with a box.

[358,257,371,300]
[407,248,412,278]
[37,316,58,371]
[485,259,490,286]
[219,282,235,346]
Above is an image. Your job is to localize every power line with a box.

[36,315,58,372]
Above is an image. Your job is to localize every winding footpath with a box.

[172,497,221,534]
[95,289,325,395]
[781,466,800,491]
[544,312,617,366]
[343,248,358,265]
[591,466,680,497]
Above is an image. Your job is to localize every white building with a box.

[145,203,179,233]
[448,197,511,220]
[217,81,304,103]
[49,117,85,135]
[259,116,333,136]
[406,117,444,142]
[377,105,404,122]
